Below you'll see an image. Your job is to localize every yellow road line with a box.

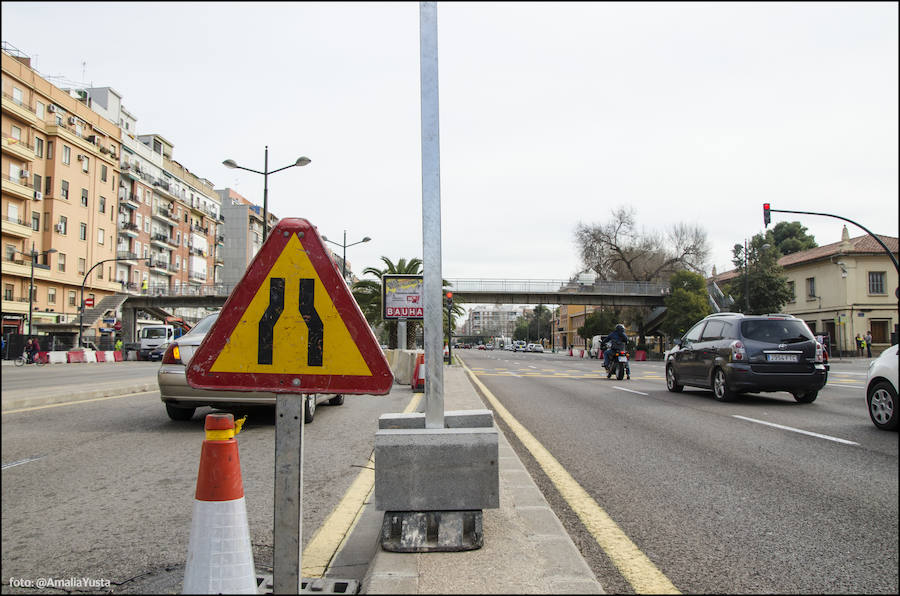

[1,390,157,414]
[459,359,679,594]
[301,393,421,577]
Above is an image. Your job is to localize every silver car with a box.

[157,312,343,422]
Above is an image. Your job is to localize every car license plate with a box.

[618,356,628,362]
[766,354,797,362]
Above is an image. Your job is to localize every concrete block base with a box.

[375,411,499,512]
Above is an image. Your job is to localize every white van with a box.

[589,335,608,359]
[139,325,175,360]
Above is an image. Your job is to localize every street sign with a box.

[186,218,393,394]
[382,274,424,319]
[84,298,94,307]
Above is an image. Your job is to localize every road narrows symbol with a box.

[300,278,323,366]
[259,278,286,365]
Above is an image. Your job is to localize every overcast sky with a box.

[4,2,897,289]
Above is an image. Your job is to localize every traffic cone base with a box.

[183,498,257,594]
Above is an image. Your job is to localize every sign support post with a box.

[273,395,304,593]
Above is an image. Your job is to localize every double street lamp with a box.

[322,231,371,282]
[14,243,57,336]
[223,148,311,242]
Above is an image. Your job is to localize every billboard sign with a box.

[382,274,424,320]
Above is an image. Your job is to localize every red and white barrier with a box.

[183,413,256,594]
[411,353,425,393]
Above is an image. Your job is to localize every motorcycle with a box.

[602,341,630,380]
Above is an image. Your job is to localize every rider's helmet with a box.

[615,323,625,332]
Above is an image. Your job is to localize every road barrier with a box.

[411,353,425,393]
[183,413,256,594]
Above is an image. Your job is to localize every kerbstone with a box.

[378,409,494,429]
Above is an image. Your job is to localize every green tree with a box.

[660,270,712,338]
[352,257,423,349]
[725,233,793,315]
[577,309,619,346]
[771,221,817,255]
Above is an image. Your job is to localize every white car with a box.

[526,343,544,353]
[865,344,898,431]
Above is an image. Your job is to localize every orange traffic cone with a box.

[183,413,257,594]
[411,353,425,393]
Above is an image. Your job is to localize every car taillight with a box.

[730,340,746,361]
[815,341,824,363]
[162,343,181,364]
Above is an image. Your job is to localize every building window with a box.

[868,272,886,295]
[101,164,108,182]
[787,281,795,303]
[31,212,40,231]
[58,253,66,272]
[48,287,56,304]
[5,284,15,300]
[99,196,106,213]
[81,155,89,173]
[97,264,103,279]
[135,214,142,228]
[78,258,86,275]
[135,241,141,256]
[62,145,71,165]
[43,211,49,231]
[58,216,67,235]
[47,141,53,160]
[45,176,52,195]
[79,222,87,241]
[68,290,76,306]
[10,125,21,140]
[61,180,69,200]
[144,219,150,233]
[34,137,43,157]
[5,244,15,262]
[98,228,105,245]
[36,101,45,119]
[81,188,89,207]
[805,277,816,298]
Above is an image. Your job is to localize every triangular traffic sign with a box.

[186,218,393,394]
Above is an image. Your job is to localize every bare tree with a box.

[575,206,710,282]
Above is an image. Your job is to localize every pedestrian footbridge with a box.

[444,279,669,306]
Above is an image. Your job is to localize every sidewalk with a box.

[355,362,604,594]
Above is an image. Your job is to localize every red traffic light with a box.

[763,203,771,227]
[445,292,453,298]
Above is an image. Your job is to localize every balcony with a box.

[190,247,207,258]
[152,206,179,224]
[191,223,209,235]
[115,250,138,266]
[44,123,103,158]
[2,214,33,239]
[1,173,35,201]
[120,162,144,181]
[150,232,172,248]
[1,136,35,161]
[118,221,139,237]
[118,187,141,209]
[1,92,38,126]
[150,259,172,276]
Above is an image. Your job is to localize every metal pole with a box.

[273,394,304,593]
[28,243,35,337]
[744,238,750,313]
[263,146,269,242]
[342,230,347,281]
[420,1,444,429]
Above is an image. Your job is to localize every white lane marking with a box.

[529,365,538,369]
[613,387,649,396]
[2,455,47,470]
[732,415,859,446]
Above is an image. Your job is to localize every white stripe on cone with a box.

[182,497,257,594]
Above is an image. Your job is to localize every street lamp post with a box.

[15,243,57,336]
[223,148,311,242]
[321,231,371,282]
[79,255,150,348]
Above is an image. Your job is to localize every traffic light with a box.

[445,291,453,308]
[763,203,771,227]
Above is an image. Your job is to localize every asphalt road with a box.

[1,361,160,394]
[457,349,898,594]
[1,368,415,594]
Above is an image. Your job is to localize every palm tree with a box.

[353,257,423,348]
[352,256,460,349]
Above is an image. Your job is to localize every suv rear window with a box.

[740,319,813,343]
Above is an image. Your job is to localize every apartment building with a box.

[462,305,524,337]
[2,49,122,336]
[216,187,273,289]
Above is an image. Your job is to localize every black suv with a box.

[665,313,827,403]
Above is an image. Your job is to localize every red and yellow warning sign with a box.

[186,218,393,394]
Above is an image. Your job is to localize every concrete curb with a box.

[1,383,156,412]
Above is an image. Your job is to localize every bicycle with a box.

[14,353,46,367]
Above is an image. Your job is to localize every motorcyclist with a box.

[603,323,631,379]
